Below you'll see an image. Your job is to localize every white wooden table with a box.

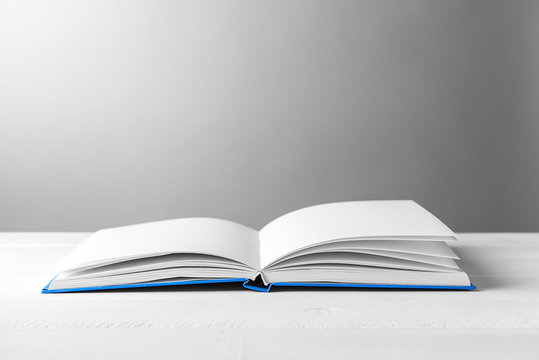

[1,233,538,359]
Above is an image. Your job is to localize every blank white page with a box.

[259,201,455,269]
[59,218,260,272]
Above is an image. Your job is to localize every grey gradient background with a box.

[0,0,538,231]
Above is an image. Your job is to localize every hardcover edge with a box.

[241,280,476,292]
[42,275,476,293]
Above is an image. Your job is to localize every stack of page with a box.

[43,200,474,293]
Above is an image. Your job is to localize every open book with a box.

[42,201,475,293]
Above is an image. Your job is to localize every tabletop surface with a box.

[1,232,538,359]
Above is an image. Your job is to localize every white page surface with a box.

[270,248,459,269]
[60,218,260,271]
[268,252,458,272]
[259,201,455,268]
[269,239,459,266]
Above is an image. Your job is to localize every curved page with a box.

[264,239,459,268]
[267,252,459,272]
[269,248,459,269]
[59,218,260,272]
[259,201,456,269]
[62,254,253,279]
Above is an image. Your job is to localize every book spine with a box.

[242,277,273,292]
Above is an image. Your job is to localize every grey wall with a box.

[0,0,538,231]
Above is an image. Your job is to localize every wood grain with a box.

[1,233,538,359]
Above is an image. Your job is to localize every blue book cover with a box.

[42,275,476,293]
